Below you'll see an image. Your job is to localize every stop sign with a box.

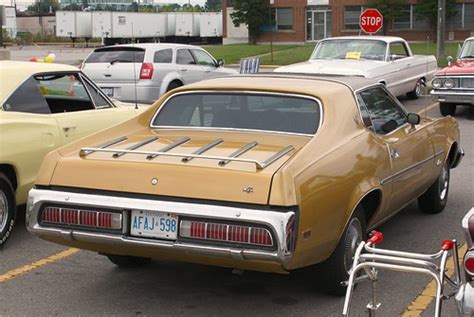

[359,9,383,34]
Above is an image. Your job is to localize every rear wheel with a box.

[406,78,424,99]
[0,173,15,247]
[440,102,456,116]
[166,81,183,92]
[418,160,450,214]
[104,254,152,268]
[319,206,366,296]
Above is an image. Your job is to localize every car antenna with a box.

[131,22,139,110]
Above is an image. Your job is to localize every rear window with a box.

[151,92,321,135]
[85,47,145,63]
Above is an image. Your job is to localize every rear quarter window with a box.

[154,49,173,63]
[85,47,145,63]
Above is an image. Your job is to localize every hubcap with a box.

[439,164,449,201]
[343,218,362,274]
[415,80,422,96]
[0,190,8,232]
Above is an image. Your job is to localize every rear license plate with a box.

[102,87,114,97]
[130,210,178,240]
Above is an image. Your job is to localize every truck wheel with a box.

[418,160,449,214]
[319,206,366,296]
[440,103,456,116]
[406,79,423,99]
[0,173,16,247]
[104,254,151,268]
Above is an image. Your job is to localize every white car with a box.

[275,36,437,99]
[82,43,238,104]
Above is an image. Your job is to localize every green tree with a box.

[205,0,221,11]
[366,0,405,34]
[230,0,269,44]
[414,0,457,34]
[27,0,60,14]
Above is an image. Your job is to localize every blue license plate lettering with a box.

[130,210,177,239]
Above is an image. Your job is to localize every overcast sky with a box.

[0,0,207,6]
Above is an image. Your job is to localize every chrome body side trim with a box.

[26,188,295,266]
[380,151,443,186]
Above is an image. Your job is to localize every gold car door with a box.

[357,86,435,215]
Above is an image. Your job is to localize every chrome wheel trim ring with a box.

[0,190,8,233]
[439,164,449,201]
[343,217,362,274]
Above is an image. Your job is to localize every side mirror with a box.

[447,56,453,66]
[390,54,397,61]
[381,119,398,134]
[216,59,225,67]
[407,113,420,125]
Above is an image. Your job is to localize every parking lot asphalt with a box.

[1,91,472,316]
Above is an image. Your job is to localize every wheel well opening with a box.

[448,142,458,166]
[359,190,381,225]
[379,81,387,86]
[169,80,183,87]
[0,165,18,191]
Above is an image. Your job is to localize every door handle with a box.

[390,148,400,159]
[63,126,76,133]
[180,68,188,72]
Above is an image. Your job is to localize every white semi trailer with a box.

[199,12,222,37]
[56,11,92,39]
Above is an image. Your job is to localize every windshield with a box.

[151,92,321,135]
[85,47,145,63]
[311,39,387,61]
[460,40,474,59]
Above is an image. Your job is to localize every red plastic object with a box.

[465,256,474,274]
[367,231,384,245]
[440,240,454,251]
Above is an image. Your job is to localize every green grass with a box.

[202,44,298,64]
[202,42,462,67]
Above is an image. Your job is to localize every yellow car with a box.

[27,74,463,294]
[0,61,142,246]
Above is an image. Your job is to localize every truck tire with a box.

[104,254,151,268]
[319,206,366,296]
[406,78,423,99]
[440,103,456,116]
[418,160,449,214]
[0,173,16,247]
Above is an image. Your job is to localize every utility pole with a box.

[437,0,446,61]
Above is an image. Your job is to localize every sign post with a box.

[359,9,383,34]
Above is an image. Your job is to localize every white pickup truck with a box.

[275,36,437,99]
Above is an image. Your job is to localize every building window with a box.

[274,8,293,31]
[393,5,411,30]
[464,4,474,29]
[447,4,463,30]
[344,6,363,30]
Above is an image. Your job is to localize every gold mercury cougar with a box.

[27,74,463,295]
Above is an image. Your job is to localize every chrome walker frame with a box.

[342,231,461,317]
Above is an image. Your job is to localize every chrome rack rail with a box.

[342,231,461,317]
[78,136,295,170]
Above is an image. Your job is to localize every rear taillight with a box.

[465,251,474,275]
[41,206,122,230]
[139,63,154,80]
[181,220,273,247]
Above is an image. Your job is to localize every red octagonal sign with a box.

[359,9,383,34]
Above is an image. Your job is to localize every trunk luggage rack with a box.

[79,136,294,170]
[342,231,461,317]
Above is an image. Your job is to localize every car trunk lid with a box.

[82,46,145,84]
[51,132,309,204]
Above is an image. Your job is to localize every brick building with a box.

[222,0,474,44]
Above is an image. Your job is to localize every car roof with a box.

[0,61,79,102]
[320,36,406,44]
[94,43,202,51]
[176,73,377,95]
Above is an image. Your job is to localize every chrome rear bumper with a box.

[26,188,295,266]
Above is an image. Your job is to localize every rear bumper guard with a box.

[26,188,295,265]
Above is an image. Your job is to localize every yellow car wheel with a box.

[0,173,15,247]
